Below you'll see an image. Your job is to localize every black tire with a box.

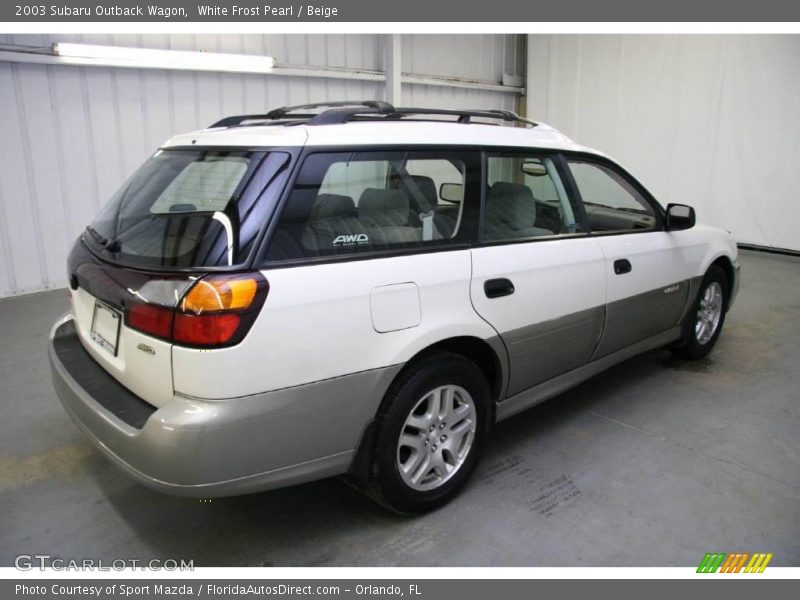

[366,351,492,514]
[671,264,729,359]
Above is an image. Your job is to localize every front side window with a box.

[266,151,471,260]
[483,154,581,242]
[567,160,657,232]
[85,149,291,269]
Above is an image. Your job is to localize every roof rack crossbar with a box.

[210,113,272,128]
[306,105,396,125]
[391,107,537,126]
[208,101,397,128]
[208,101,537,129]
[268,100,396,120]
[304,107,537,127]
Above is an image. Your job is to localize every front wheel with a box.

[672,264,729,359]
[367,351,492,514]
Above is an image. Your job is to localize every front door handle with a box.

[614,259,632,275]
[484,278,515,298]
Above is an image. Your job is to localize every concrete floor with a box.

[0,250,798,567]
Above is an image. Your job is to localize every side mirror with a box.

[439,183,463,204]
[666,203,695,231]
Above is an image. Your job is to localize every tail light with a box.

[128,303,174,339]
[125,273,268,348]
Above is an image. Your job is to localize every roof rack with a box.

[389,107,537,126]
[208,101,537,129]
[209,101,395,128]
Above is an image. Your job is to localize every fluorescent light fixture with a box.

[52,43,275,74]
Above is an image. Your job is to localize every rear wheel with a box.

[671,264,729,359]
[367,351,491,514]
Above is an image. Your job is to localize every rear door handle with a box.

[614,259,632,275]
[484,278,515,298]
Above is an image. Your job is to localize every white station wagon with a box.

[49,101,739,513]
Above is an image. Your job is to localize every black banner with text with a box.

[3,0,800,22]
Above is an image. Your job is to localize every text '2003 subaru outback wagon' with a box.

[49,101,739,513]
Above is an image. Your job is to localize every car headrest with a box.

[487,182,536,229]
[405,175,437,212]
[309,194,356,220]
[358,188,410,216]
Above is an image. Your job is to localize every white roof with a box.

[163,120,599,155]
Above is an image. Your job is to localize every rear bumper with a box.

[49,315,399,497]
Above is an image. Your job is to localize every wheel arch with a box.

[347,335,507,485]
[408,336,507,405]
[709,255,735,311]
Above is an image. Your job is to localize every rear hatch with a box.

[68,148,291,408]
[68,248,191,408]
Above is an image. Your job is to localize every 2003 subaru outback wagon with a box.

[49,101,740,513]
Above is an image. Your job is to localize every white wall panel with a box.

[528,34,800,252]
[402,34,523,82]
[405,84,518,112]
[1,34,521,296]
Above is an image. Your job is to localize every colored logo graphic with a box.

[697,553,773,573]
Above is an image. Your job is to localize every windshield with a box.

[86,149,291,269]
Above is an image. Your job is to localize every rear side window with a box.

[318,159,390,200]
[86,149,291,269]
[483,155,582,242]
[266,151,471,261]
[567,160,657,232]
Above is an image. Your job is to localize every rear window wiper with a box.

[85,226,108,246]
[85,226,121,252]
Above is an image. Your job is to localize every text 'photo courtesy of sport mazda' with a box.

[49,101,740,514]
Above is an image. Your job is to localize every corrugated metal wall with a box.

[402,34,523,111]
[0,34,522,297]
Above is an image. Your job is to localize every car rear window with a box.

[85,149,290,269]
[149,157,250,214]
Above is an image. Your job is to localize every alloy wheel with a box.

[396,384,477,492]
[695,281,724,345]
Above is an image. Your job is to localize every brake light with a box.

[125,273,268,348]
[173,313,241,345]
[128,303,173,339]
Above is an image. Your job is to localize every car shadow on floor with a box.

[95,347,674,566]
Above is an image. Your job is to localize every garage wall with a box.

[402,33,523,111]
[0,34,521,297]
[527,35,800,252]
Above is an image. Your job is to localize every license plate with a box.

[90,301,121,356]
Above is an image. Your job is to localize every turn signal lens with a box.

[181,276,258,314]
